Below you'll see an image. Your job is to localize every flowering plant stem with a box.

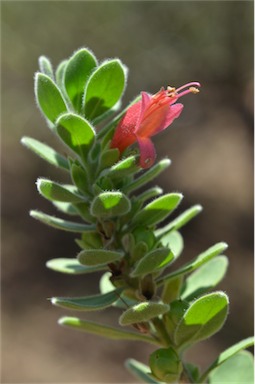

[22,48,254,384]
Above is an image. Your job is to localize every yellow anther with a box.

[167,86,176,97]
[167,86,176,92]
[189,87,200,94]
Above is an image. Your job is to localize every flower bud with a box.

[149,347,183,383]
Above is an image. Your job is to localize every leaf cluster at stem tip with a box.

[22,48,254,384]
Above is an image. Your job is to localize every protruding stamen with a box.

[176,82,201,93]
[166,82,201,99]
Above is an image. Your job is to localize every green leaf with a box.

[71,164,91,196]
[83,59,126,120]
[133,228,156,250]
[160,231,184,258]
[131,248,174,277]
[98,148,120,171]
[132,193,183,228]
[55,60,68,89]
[184,363,200,383]
[161,276,183,304]
[90,191,131,218]
[99,273,138,309]
[64,48,97,112]
[56,113,95,160]
[52,202,79,216]
[136,187,163,204]
[30,210,95,232]
[79,231,103,249]
[132,242,148,264]
[125,359,160,384]
[74,202,95,223]
[164,300,190,335]
[58,316,160,345]
[181,256,229,301]
[123,159,171,194]
[37,178,85,203]
[208,351,254,384]
[99,272,115,294]
[51,288,123,311]
[119,302,170,326]
[106,155,139,179]
[38,56,54,79]
[78,249,123,266]
[46,258,107,274]
[174,292,229,349]
[156,205,203,237]
[199,336,254,382]
[35,73,68,123]
[21,136,69,171]
[157,242,228,286]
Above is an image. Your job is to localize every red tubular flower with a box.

[110,82,201,168]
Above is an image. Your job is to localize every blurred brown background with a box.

[1,1,253,383]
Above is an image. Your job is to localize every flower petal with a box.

[136,135,156,169]
[111,101,141,153]
[160,103,184,132]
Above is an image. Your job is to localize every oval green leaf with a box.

[199,336,254,382]
[46,258,107,274]
[107,155,139,178]
[56,113,95,160]
[38,56,54,79]
[71,164,91,196]
[78,249,123,266]
[98,148,120,171]
[51,288,122,311]
[37,178,85,203]
[35,73,68,123]
[156,205,203,237]
[208,350,254,384]
[55,60,68,89]
[83,59,126,120]
[53,202,79,216]
[91,191,131,218]
[174,291,229,348]
[59,316,159,345]
[119,302,170,326]
[157,242,228,286]
[181,256,229,301]
[124,159,171,194]
[160,231,184,258]
[131,248,174,277]
[21,136,69,170]
[132,193,183,227]
[64,48,97,112]
[30,210,95,232]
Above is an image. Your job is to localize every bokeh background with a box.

[1,1,253,382]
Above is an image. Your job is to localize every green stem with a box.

[152,317,172,347]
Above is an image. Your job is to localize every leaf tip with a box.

[219,242,229,252]
[58,316,69,326]
[29,209,38,218]
[195,204,203,212]
[51,297,58,306]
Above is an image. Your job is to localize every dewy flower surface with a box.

[111,82,201,168]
